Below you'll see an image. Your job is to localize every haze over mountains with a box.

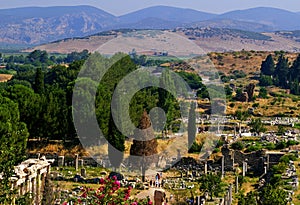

[1,5,300,46]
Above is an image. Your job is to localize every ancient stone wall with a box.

[11,157,53,205]
[221,147,285,175]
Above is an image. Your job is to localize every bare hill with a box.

[25,28,300,54]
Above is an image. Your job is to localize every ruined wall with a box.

[12,158,53,205]
[221,146,284,175]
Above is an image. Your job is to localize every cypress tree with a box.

[34,67,44,94]
[290,54,300,82]
[261,54,275,76]
[274,55,289,88]
[107,108,125,171]
[188,102,196,151]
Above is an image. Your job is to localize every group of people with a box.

[149,172,163,187]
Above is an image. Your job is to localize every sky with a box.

[1,0,300,16]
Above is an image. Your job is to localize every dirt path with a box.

[135,187,170,202]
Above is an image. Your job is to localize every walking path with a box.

[135,187,170,202]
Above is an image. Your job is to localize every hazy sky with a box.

[1,0,300,15]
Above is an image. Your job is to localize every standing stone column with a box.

[242,161,247,177]
[58,156,64,167]
[35,170,40,205]
[235,175,239,193]
[224,193,228,205]
[234,124,237,137]
[204,161,208,175]
[196,196,200,205]
[31,177,36,196]
[81,168,87,178]
[222,156,225,178]
[229,185,233,205]
[79,159,84,167]
[264,166,267,174]
[75,154,79,171]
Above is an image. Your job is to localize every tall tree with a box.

[188,102,196,151]
[259,184,287,205]
[0,95,29,203]
[290,54,300,82]
[34,67,44,94]
[107,108,125,171]
[199,173,224,201]
[261,54,275,76]
[130,111,158,182]
[274,55,289,88]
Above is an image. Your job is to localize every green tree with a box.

[238,191,258,205]
[188,102,196,151]
[0,95,29,203]
[249,118,266,135]
[231,141,244,150]
[259,75,273,86]
[34,67,44,94]
[199,173,224,201]
[290,54,300,82]
[261,54,275,76]
[274,55,289,88]
[107,108,125,171]
[259,184,287,205]
[2,85,41,139]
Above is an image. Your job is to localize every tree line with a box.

[260,53,300,95]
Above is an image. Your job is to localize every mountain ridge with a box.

[1,5,300,46]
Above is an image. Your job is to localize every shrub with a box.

[231,141,244,150]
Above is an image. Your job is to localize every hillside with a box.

[26,28,300,54]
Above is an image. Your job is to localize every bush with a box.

[259,75,273,86]
[279,154,297,164]
[188,141,203,153]
[271,162,288,174]
[245,144,262,153]
[275,141,287,150]
[258,87,268,98]
[213,148,220,153]
[63,176,152,205]
[231,141,244,150]
[265,143,276,150]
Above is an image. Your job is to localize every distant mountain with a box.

[114,17,183,30]
[188,19,274,32]
[119,5,216,24]
[218,7,300,30]
[0,6,117,45]
[2,5,300,46]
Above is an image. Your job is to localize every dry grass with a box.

[28,143,89,156]
[0,74,13,82]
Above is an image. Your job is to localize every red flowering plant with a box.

[62,176,152,205]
